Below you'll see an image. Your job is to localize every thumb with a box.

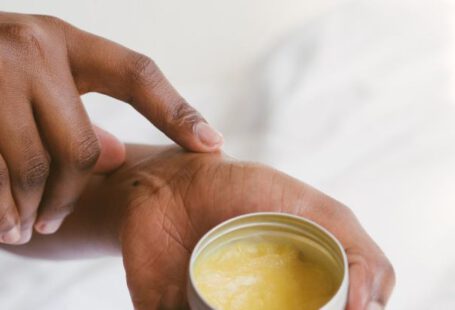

[92,125,126,173]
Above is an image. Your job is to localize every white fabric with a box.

[1,0,454,309]
[257,2,455,309]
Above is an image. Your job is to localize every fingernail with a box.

[1,226,21,244]
[195,122,223,147]
[35,219,63,235]
[367,301,384,310]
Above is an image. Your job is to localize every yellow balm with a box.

[193,237,338,310]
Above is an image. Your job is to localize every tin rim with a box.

[188,212,349,310]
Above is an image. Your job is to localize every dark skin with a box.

[0,12,223,244]
[3,144,395,310]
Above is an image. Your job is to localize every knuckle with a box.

[377,257,396,286]
[127,53,162,89]
[18,154,50,189]
[0,22,44,55]
[72,132,101,171]
[0,208,17,233]
[34,14,63,27]
[314,199,353,222]
[338,204,355,219]
[167,100,203,127]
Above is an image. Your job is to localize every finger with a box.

[346,258,371,310]
[33,76,100,235]
[0,97,50,243]
[65,26,223,152]
[0,154,21,244]
[369,257,396,309]
[92,125,126,174]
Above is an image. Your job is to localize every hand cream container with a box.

[187,212,348,310]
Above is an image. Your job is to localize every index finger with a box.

[64,24,223,152]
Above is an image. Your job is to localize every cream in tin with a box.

[187,212,349,310]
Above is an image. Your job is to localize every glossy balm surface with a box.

[193,238,338,310]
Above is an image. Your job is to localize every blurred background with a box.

[1,0,455,309]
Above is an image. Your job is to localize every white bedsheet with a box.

[1,0,454,309]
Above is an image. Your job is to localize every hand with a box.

[0,12,222,244]
[102,146,395,310]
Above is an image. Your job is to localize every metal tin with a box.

[187,212,349,310]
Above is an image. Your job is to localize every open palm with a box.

[102,146,394,310]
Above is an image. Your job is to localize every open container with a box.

[187,212,349,310]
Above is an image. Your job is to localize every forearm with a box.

[0,144,158,259]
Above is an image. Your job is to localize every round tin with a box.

[187,212,349,310]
